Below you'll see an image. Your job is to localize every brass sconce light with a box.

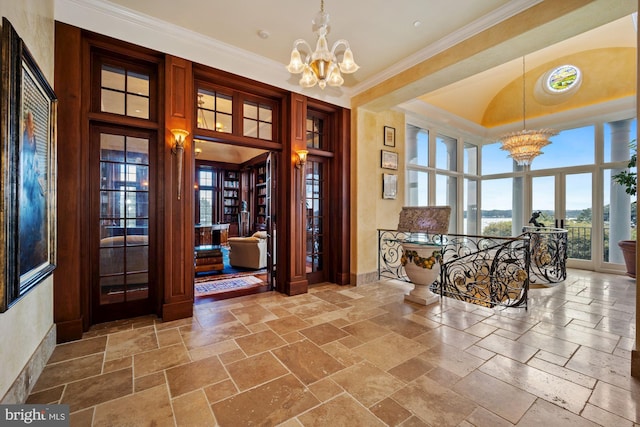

[295,150,308,169]
[171,128,189,200]
[296,150,308,201]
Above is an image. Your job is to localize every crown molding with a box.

[54,0,352,107]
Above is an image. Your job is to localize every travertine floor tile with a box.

[452,370,536,423]
[104,327,158,361]
[331,361,404,407]
[515,398,599,427]
[26,268,636,426]
[234,329,286,356]
[212,374,319,426]
[479,354,592,414]
[297,394,385,426]
[47,336,107,364]
[226,352,288,390]
[92,384,173,427]
[32,353,104,393]
[392,375,477,427]
[62,368,133,412]
[171,389,216,426]
[165,356,228,398]
[272,339,345,384]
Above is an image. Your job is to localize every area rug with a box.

[194,275,264,297]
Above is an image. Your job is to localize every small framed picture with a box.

[381,150,398,170]
[384,126,395,147]
[382,173,397,199]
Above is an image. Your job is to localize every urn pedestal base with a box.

[404,284,439,305]
[401,243,441,306]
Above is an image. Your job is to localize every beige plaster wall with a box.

[351,108,405,283]
[0,0,55,401]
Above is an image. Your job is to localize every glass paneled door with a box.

[305,157,326,284]
[530,171,594,267]
[91,125,156,323]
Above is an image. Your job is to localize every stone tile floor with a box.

[27,269,638,426]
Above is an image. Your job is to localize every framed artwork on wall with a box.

[382,173,397,199]
[0,18,58,312]
[384,126,395,147]
[381,150,398,170]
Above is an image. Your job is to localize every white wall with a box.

[0,0,55,401]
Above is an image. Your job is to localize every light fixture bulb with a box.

[339,48,359,74]
[327,68,344,87]
[286,49,305,74]
[299,66,318,88]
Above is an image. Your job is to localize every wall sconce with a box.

[295,150,308,169]
[171,128,189,200]
[295,150,308,201]
[194,147,202,157]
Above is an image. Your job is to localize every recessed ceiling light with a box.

[257,30,270,39]
[413,20,422,28]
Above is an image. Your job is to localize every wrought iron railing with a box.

[378,228,568,309]
[436,234,530,308]
[521,226,568,283]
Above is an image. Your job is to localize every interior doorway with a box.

[192,140,277,301]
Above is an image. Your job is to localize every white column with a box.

[609,119,632,264]
[513,162,525,235]
[406,125,420,206]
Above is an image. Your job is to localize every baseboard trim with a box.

[350,271,379,286]
[56,317,84,343]
[1,324,56,404]
[162,299,194,322]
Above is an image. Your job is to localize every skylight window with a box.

[546,65,581,92]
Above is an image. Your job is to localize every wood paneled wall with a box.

[52,23,351,341]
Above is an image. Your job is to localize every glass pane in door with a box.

[99,133,150,305]
[532,176,555,226]
[305,161,324,274]
[565,173,592,260]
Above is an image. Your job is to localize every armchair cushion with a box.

[227,234,267,269]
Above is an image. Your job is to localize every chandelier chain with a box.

[522,56,526,130]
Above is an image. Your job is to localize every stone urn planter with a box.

[618,240,636,278]
[401,242,442,305]
[396,206,451,305]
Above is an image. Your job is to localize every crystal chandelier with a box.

[286,0,359,89]
[499,57,557,166]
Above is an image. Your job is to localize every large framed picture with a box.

[0,18,57,312]
[382,173,397,199]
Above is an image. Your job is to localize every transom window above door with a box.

[100,65,151,119]
[195,86,278,142]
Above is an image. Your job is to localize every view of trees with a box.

[481,204,637,261]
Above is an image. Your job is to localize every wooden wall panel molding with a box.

[163,55,194,318]
[282,93,308,295]
[335,108,351,285]
[53,23,84,342]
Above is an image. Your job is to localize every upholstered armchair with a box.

[227,231,267,269]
